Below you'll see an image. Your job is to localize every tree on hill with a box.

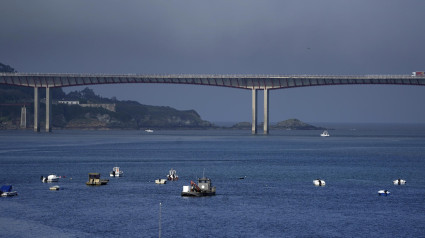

[0,63,66,102]
[0,63,16,73]
[64,87,112,103]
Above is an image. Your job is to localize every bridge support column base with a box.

[45,87,52,132]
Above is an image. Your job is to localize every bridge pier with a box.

[263,89,269,134]
[252,89,257,134]
[34,87,40,132]
[33,87,52,132]
[251,88,270,135]
[45,87,52,132]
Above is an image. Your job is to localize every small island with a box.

[272,118,326,130]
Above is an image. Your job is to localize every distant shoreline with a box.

[3,122,425,131]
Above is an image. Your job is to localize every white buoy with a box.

[313,179,326,186]
[393,179,406,185]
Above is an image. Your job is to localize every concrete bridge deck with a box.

[1,73,424,134]
[1,73,424,89]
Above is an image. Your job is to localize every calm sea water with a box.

[1,125,425,237]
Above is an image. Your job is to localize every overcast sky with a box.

[2,1,425,124]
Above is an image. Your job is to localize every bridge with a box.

[1,73,424,134]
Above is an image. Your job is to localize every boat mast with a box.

[159,202,162,238]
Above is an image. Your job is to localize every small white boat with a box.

[378,190,390,196]
[320,130,330,137]
[167,168,179,181]
[110,167,123,177]
[41,174,60,183]
[313,179,326,186]
[155,179,167,184]
[145,129,154,133]
[1,185,18,197]
[1,191,18,197]
[393,179,406,185]
[49,185,61,191]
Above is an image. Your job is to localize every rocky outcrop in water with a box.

[271,119,326,130]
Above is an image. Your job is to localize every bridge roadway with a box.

[1,73,424,134]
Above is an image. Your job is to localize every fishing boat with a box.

[155,179,167,184]
[145,129,154,133]
[313,179,326,186]
[320,130,330,137]
[1,185,18,197]
[167,168,179,181]
[181,177,216,197]
[86,173,109,186]
[393,179,406,185]
[41,174,60,183]
[49,185,61,191]
[110,167,123,177]
[378,190,390,196]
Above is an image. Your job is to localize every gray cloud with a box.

[2,0,425,123]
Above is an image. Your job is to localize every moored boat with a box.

[313,179,326,186]
[320,130,330,137]
[86,173,109,186]
[378,190,390,196]
[49,185,61,191]
[110,167,123,177]
[145,129,154,133]
[41,174,60,183]
[181,177,216,197]
[155,179,167,184]
[393,179,406,185]
[1,185,18,197]
[167,168,179,181]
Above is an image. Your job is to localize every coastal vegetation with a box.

[0,85,214,130]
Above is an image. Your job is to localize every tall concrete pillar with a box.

[20,106,27,129]
[45,87,52,132]
[252,89,258,134]
[34,87,40,132]
[263,88,269,134]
